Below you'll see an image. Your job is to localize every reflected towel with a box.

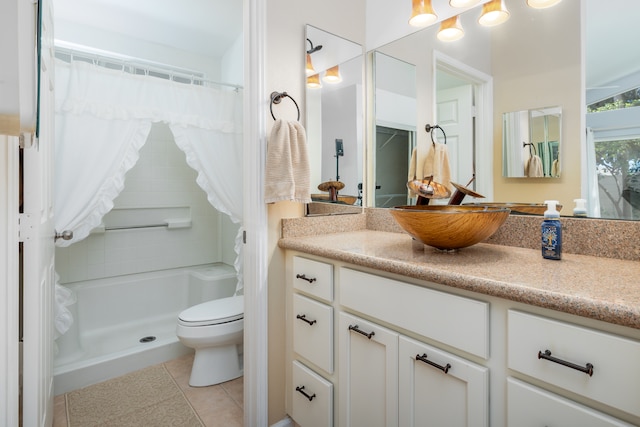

[265,119,312,203]
[408,144,452,192]
[551,159,560,177]
[525,155,544,177]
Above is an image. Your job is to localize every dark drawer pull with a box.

[416,353,451,374]
[348,324,375,339]
[296,314,317,326]
[295,385,316,401]
[296,274,316,284]
[538,350,594,377]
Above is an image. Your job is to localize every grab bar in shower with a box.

[105,223,169,231]
[92,218,192,233]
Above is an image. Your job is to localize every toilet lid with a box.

[178,295,243,326]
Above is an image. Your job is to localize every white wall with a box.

[265,0,366,423]
[55,123,238,283]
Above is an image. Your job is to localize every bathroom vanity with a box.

[279,227,640,427]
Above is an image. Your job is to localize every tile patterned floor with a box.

[53,354,243,427]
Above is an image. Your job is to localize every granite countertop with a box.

[279,229,640,330]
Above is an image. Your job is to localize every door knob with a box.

[55,230,73,241]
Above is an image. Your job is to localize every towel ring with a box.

[270,91,300,121]
[523,142,537,155]
[425,124,447,145]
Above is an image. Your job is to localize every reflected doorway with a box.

[434,52,493,201]
[375,126,415,207]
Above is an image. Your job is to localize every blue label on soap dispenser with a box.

[541,220,562,260]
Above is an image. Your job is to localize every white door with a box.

[436,84,474,186]
[22,0,56,424]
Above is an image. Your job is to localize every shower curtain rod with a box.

[54,41,243,90]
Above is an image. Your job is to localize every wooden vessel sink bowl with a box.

[390,205,511,250]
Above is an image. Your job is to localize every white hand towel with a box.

[265,119,312,203]
[525,154,544,177]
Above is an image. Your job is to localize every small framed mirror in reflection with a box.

[502,106,562,178]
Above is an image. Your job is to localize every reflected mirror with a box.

[305,25,364,215]
[502,106,561,178]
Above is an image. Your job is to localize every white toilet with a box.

[176,294,244,387]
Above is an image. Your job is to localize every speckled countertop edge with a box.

[279,229,640,330]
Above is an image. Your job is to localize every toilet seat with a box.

[178,295,243,327]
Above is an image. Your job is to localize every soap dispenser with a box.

[541,200,562,260]
[573,198,587,217]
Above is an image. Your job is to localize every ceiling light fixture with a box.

[323,65,342,83]
[478,0,510,27]
[306,54,315,76]
[307,74,322,89]
[449,0,481,7]
[409,0,438,27]
[526,0,562,8]
[437,16,464,42]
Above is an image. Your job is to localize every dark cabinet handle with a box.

[295,385,316,401]
[348,324,375,339]
[416,353,451,374]
[296,274,316,284]
[296,314,316,326]
[538,350,594,377]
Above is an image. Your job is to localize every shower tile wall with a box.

[55,123,238,284]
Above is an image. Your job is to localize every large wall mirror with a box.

[305,25,364,215]
[363,0,640,220]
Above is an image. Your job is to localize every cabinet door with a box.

[292,361,334,427]
[339,313,399,427]
[398,336,488,427]
[508,377,635,427]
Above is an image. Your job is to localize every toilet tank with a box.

[188,264,237,304]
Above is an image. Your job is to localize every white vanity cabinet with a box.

[507,310,640,425]
[338,268,489,427]
[507,378,634,427]
[285,251,640,426]
[289,256,335,427]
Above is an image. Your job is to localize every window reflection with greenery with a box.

[589,88,640,219]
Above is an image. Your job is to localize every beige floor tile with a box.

[197,404,244,427]
[221,377,244,408]
[53,394,68,427]
[52,354,244,427]
[164,353,196,389]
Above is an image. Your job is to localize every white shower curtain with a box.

[54,59,244,288]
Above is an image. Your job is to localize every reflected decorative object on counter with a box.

[463,202,563,215]
[390,205,510,250]
[407,176,451,200]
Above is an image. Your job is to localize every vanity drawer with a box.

[507,377,634,427]
[292,360,334,427]
[293,293,334,373]
[339,268,489,359]
[293,256,334,302]
[508,310,640,418]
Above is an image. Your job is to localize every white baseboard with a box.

[270,415,293,427]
